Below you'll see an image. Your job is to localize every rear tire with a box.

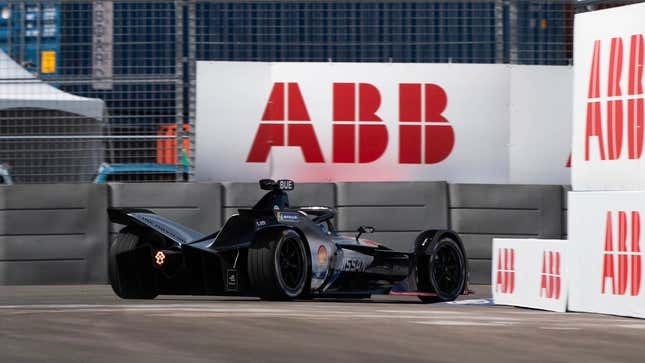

[417,236,467,303]
[248,229,309,300]
[108,229,158,299]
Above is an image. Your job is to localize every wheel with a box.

[108,228,159,299]
[417,236,467,303]
[248,229,309,300]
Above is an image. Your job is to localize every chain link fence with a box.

[0,0,637,183]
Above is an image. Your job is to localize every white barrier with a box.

[572,3,645,191]
[196,62,571,184]
[568,191,645,318]
[492,239,568,312]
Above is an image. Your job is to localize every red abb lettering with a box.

[607,37,624,160]
[540,251,561,299]
[602,211,642,296]
[332,83,388,163]
[247,83,325,163]
[585,36,645,161]
[586,40,606,161]
[496,248,515,294]
[629,35,644,160]
[399,84,454,164]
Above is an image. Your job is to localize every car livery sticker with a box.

[276,212,300,223]
[310,243,332,289]
[321,248,376,291]
[339,249,374,273]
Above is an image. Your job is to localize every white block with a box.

[492,239,568,312]
[572,3,645,191]
[568,191,645,318]
[196,62,571,184]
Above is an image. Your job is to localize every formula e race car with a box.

[108,179,469,302]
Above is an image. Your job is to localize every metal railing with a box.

[0,0,636,183]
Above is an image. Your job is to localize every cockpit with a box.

[299,206,337,236]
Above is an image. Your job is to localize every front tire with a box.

[417,235,467,303]
[108,229,158,299]
[248,229,309,300]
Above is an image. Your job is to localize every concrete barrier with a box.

[449,184,562,283]
[335,182,448,252]
[0,181,571,286]
[0,184,108,284]
[562,185,571,239]
[108,182,222,234]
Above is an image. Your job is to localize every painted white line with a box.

[445,299,494,305]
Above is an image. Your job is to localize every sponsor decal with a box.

[584,35,644,162]
[247,83,324,163]
[601,211,642,296]
[246,82,454,165]
[226,269,239,291]
[540,251,561,299]
[276,212,300,223]
[343,258,367,272]
[255,219,267,228]
[154,251,166,267]
[496,248,515,294]
[398,83,454,164]
[317,245,328,266]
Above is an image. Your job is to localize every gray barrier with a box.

[0,184,108,284]
[335,182,449,252]
[0,182,571,286]
[222,182,335,220]
[449,184,563,284]
[562,185,571,240]
[108,182,223,235]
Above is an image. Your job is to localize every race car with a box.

[108,179,469,302]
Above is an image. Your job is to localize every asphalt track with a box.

[1,285,644,363]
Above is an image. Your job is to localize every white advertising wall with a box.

[196,62,571,183]
[492,238,568,313]
[572,3,645,191]
[568,191,645,318]
[509,66,572,184]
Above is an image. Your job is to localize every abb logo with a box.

[246,82,455,164]
[495,248,515,294]
[540,251,561,299]
[601,211,642,296]
[246,83,325,163]
[585,35,644,161]
[333,83,388,163]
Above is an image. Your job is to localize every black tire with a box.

[417,236,467,303]
[108,229,158,299]
[248,229,309,300]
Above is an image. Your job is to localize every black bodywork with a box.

[108,179,469,301]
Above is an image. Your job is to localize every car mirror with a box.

[259,179,276,190]
[356,225,375,240]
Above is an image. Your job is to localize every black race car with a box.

[108,179,469,302]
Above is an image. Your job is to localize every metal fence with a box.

[0,0,637,183]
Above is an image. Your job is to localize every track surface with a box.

[1,285,644,362]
